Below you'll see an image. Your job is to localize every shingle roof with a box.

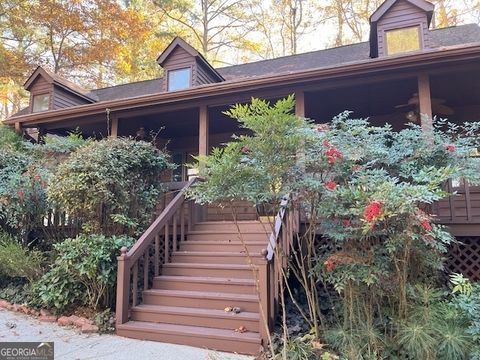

[12,23,480,113]
[87,24,480,102]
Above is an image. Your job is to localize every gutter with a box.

[5,43,480,126]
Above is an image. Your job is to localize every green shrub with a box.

[48,138,174,236]
[0,148,49,240]
[0,231,44,282]
[32,234,134,312]
[0,125,24,151]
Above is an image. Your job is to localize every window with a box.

[167,68,191,91]
[32,94,50,112]
[386,26,421,55]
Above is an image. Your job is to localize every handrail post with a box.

[116,246,130,325]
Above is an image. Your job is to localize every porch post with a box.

[110,116,119,138]
[197,105,209,221]
[14,122,22,135]
[417,73,433,133]
[295,91,306,171]
[198,105,209,156]
[295,90,305,118]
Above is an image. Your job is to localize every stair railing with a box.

[116,177,199,326]
[257,194,299,345]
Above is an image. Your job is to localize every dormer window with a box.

[385,26,421,55]
[167,68,191,91]
[32,94,50,112]
[369,0,434,58]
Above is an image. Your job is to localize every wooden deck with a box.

[433,180,480,236]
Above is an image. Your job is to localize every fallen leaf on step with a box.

[224,307,233,313]
[235,326,247,333]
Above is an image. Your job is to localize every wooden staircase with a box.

[117,220,269,354]
[115,179,298,355]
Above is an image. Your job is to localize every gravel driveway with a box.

[0,309,254,360]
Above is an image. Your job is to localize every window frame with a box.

[31,93,51,113]
[167,66,193,92]
[383,24,424,56]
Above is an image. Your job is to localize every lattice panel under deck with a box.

[446,237,480,281]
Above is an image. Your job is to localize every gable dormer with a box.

[369,0,434,58]
[156,37,224,92]
[24,67,96,113]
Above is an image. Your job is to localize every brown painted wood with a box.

[9,45,480,127]
[418,72,433,132]
[198,105,209,156]
[110,116,118,138]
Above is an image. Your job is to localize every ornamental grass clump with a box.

[189,95,480,359]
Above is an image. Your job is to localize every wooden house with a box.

[4,0,480,354]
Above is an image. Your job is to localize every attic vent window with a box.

[386,26,421,55]
[32,94,50,112]
[168,68,191,91]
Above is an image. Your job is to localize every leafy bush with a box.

[32,234,134,312]
[48,138,174,236]
[0,125,24,151]
[190,96,480,359]
[0,148,49,239]
[0,231,44,282]
[449,275,480,358]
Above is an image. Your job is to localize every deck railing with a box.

[256,195,299,344]
[433,179,480,225]
[115,178,199,325]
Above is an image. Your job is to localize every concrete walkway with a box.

[0,309,254,360]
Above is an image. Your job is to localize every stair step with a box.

[152,275,256,294]
[193,221,271,232]
[187,231,269,242]
[179,240,266,252]
[172,251,263,264]
[142,289,259,312]
[130,304,260,332]
[117,321,262,355]
[162,263,257,279]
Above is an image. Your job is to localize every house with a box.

[4,0,480,355]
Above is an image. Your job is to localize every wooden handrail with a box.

[266,196,290,261]
[126,177,197,265]
[257,194,298,345]
[116,177,199,325]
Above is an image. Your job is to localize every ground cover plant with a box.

[190,96,480,359]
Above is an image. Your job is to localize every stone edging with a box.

[0,299,99,333]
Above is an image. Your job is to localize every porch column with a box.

[197,105,209,222]
[14,122,22,135]
[198,105,209,156]
[295,90,305,118]
[295,91,306,172]
[417,73,433,133]
[110,116,119,138]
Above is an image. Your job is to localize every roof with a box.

[6,42,480,126]
[9,23,480,118]
[24,66,97,102]
[89,24,480,101]
[156,37,224,82]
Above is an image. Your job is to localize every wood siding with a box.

[162,47,196,92]
[53,86,91,109]
[29,76,53,112]
[377,0,430,57]
[197,63,219,85]
[162,46,220,91]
